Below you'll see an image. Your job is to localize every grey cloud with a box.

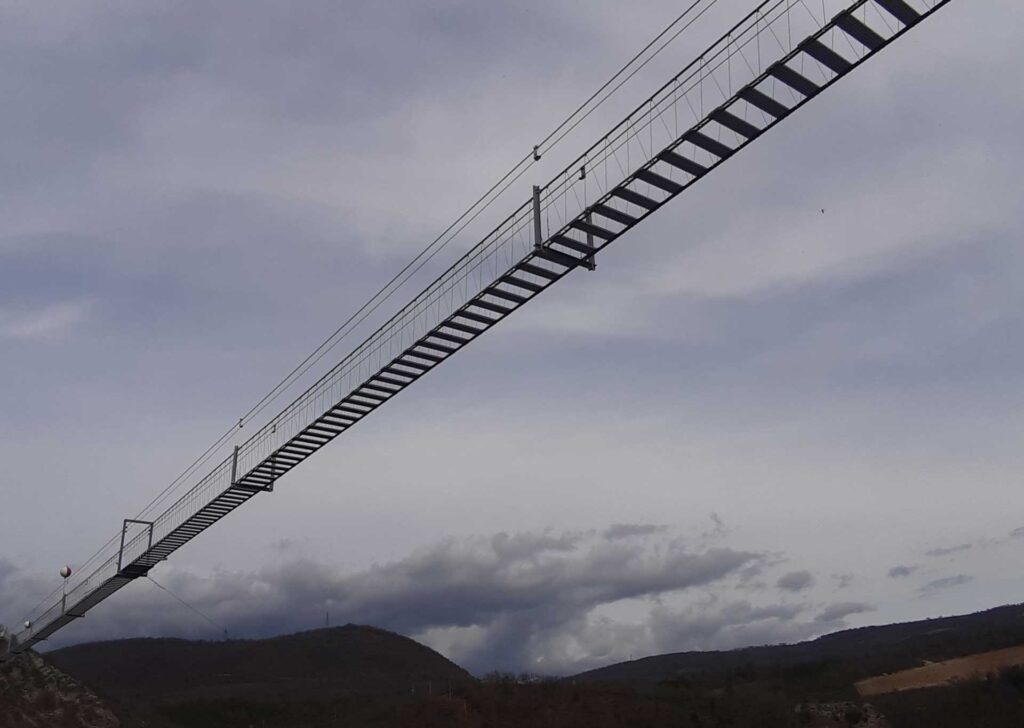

[0,559,52,631]
[919,574,974,595]
[602,523,667,541]
[776,570,815,593]
[925,544,973,558]
[888,565,918,578]
[29,529,763,674]
[638,597,877,661]
[322,535,759,636]
[814,601,874,624]
[698,513,730,540]
[833,574,854,590]
[1010,527,1024,540]
[489,530,583,559]
[646,600,809,652]
[738,563,765,584]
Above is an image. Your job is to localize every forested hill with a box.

[46,624,473,701]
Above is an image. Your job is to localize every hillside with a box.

[47,624,473,702]
[575,602,1024,684]
[20,605,1024,727]
[0,651,120,728]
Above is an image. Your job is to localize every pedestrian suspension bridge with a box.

[4,0,953,657]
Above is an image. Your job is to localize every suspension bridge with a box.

[2,0,954,659]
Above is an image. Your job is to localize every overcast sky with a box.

[2,0,1023,675]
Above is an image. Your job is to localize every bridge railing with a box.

[228,0,873,482]
[224,0,944,488]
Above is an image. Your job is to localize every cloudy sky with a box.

[2,0,1023,675]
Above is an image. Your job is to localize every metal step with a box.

[406,349,444,364]
[441,319,487,336]
[658,150,709,176]
[516,262,561,281]
[417,339,458,355]
[709,108,761,139]
[533,246,583,269]
[500,274,544,293]
[834,12,885,51]
[634,168,684,194]
[570,219,616,240]
[610,186,660,211]
[467,299,513,316]
[485,287,529,305]
[454,309,495,326]
[427,330,472,345]
[684,129,734,159]
[552,236,598,257]
[738,87,790,119]
[874,0,921,25]
[333,403,371,416]
[769,64,820,97]
[393,357,431,371]
[589,204,638,227]
[802,39,852,74]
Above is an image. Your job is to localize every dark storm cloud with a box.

[602,523,667,540]
[24,522,883,674]
[316,532,759,634]
[29,528,765,673]
[775,570,815,593]
[24,528,761,659]
[888,565,917,579]
[925,544,973,558]
[919,574,974,595]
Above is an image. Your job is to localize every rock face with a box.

[0,651,120,728]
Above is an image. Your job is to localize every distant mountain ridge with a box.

[46,624,473,702]
[574,603,1024,683]
[28,604,1024,727]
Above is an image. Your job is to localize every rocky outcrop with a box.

[0,651,119,728]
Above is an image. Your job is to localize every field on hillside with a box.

[856,644,1024,696]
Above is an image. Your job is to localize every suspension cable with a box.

[21,2,732,626]
[146,575,228,639]
[126,0,722,523]
[534,0,721,156]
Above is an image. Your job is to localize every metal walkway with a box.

[8,0,953,656]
